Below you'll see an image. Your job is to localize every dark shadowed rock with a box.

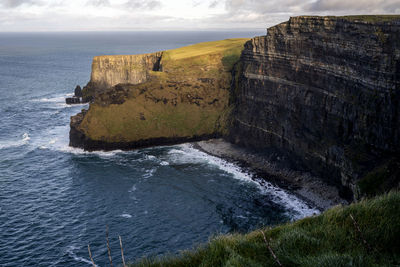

[66,97,81,104]
[74,85,82,97]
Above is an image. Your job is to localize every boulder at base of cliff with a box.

[66,97,81,104]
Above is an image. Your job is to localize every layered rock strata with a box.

[229,16,400,198]
[90,52,163,91]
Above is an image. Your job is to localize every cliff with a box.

[70,39,248,150]
[90,52,163,91]
[79,52,162,102]
[229,15,400,198]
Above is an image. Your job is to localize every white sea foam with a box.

[67,245,98,267]
[30,125,127,158]
[0,133,30,150]
[22,133,30,142]
[147,155,156,160]
[33,96,65,103]
[160,161,169,166]
[58,103,88,108]
[31,93,88,109]
[143,168,156,178]
[168,144,253,181]
[121,213,132,218]
[129,185,137,192]
[32,93,73,103]
[57,144,126,157]
[168,144,319,220]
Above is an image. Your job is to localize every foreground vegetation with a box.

[130,192,400,266]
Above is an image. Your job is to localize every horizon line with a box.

[0,28,267,33]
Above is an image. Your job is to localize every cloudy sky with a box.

[0,0,399,31]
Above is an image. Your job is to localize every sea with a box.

[0,31,318,266]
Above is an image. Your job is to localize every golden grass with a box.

[163,38,248,60]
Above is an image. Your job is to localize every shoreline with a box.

[193,138,348,211]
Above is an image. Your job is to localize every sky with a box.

[0,0,399,31]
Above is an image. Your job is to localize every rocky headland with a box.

[69,39,247,150]
[69,15,400,202]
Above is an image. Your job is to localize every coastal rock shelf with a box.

[229,16,400,198]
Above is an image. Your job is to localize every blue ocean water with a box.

[0,31,318,267]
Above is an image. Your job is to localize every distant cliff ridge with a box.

[229,16,400,198]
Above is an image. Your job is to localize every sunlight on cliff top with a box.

[164,38,249,60]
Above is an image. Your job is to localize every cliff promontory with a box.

[229,15,400,198]
[70,39,248,150]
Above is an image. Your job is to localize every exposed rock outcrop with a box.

[66,85,85,104]
[229,16,400,198]
[90,52,163,91]
[74,85,82,97]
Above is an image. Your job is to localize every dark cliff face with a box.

[229,16,400,198]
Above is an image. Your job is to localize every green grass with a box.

[163,39,248,61]
[358,158,400,198]
[341,15,400,23]
[129,192,400,266]
[294,15,400,23]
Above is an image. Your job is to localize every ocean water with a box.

[0,31,318,267]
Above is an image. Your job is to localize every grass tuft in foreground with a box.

[130,192,400,266]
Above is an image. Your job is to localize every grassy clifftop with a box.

[290,15,400,23]
[73,39,248,148]
[130,192,400,266]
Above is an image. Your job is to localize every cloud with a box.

[86,0,110,7]
[209,1,218,8]
[225,0,311,13]
[0,0,41,8]
[124,0,161,10]
[192,1,201,7]
[214,0,309,28]
[218,0,400,29]
[307,0,400,13]
[0,0,399,31]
